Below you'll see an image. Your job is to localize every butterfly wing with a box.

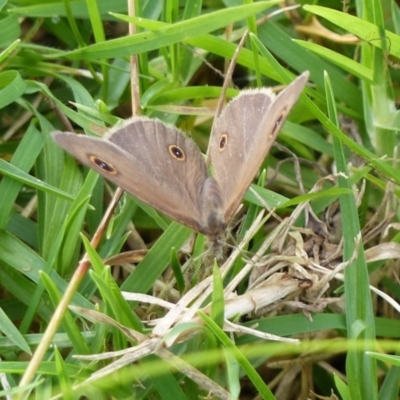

[53,117,209,233]
[208,72,309,224]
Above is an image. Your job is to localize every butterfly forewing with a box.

[53,118,210,233]
[208,72,309,224]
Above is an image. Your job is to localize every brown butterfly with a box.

[53,72,309,241]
